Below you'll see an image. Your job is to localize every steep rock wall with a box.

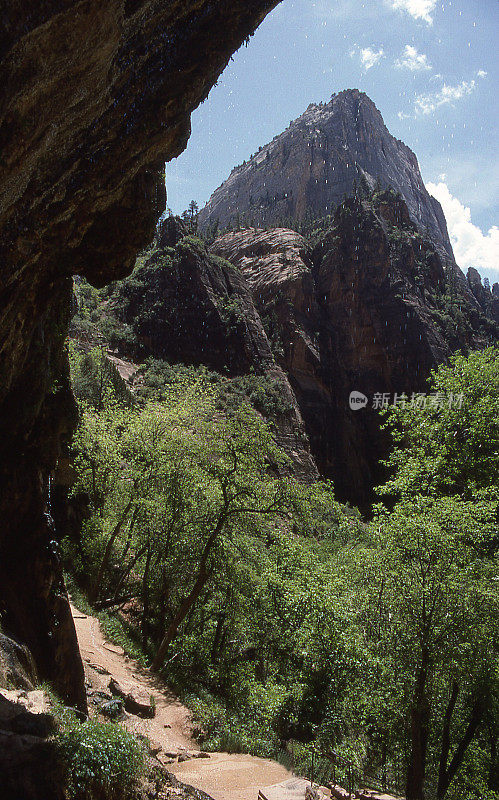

[213,196,493,506]
[0,0,280,710]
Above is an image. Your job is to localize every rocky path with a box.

[71,604,295,800]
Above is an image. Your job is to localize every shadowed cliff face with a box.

[213,195,494,506]
[467,268,499,325]
[109,220,318,481]
[0,0,281,710]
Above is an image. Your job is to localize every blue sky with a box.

[166,0,498,282]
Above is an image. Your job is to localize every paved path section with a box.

[172,753,294,800]
[258,778,312,800]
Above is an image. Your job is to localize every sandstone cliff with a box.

[0,0,280,712]
[213,193,497,505]
[199,89,454,263]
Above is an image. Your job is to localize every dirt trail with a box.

[71,603,294,800]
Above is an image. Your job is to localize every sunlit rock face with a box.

[199,89,454,263]
[213,196,493,506]
[0,0,280,710]
[211,228,322,405]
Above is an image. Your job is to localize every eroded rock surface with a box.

[211,227,322,416]
[0,631,38,691]
[0,0,280,710]
[213,195,496,505]
[0,673,63,799]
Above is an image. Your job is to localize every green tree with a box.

[71,383,315,672]
[69,344,133,409]
[182,200,199,232]
[380,347,499,500]
[369,496,497,800]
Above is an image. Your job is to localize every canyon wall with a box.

[199,89,455,263]
[110,217,318,480]
[0,0,280,710]
[213,194,495,505]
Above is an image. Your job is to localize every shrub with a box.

[57,716,146,800]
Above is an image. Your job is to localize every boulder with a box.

[330,786,351,800]
[305,784,328,800]
[0,691,54,737]
[100,697,125,720]
[0,690,63,799]
[109,677,155,718]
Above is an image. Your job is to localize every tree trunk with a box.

[437,696,484,799]
[89,493,135,603]
[141,539,152,651]
[437,680,459,799]
[150,516,225,671]
[109,543,147,602]
[211,611,226,663]
[120,506,139,563]
[488,724,498,792]
[150,561,212,671]
[406,645,430,800]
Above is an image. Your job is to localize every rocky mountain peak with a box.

[198,89,454,263]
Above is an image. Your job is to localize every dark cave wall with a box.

[0,0,281,710]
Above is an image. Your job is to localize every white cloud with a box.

[427,182,499,278]
[361,47,384,70]
[412,70,487,115]
[415,79,477,115]
[395,45,431,71]
[399,71,489,119]
[388,0,437,24]
[424,154,499,213]
[351,46,385,71]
